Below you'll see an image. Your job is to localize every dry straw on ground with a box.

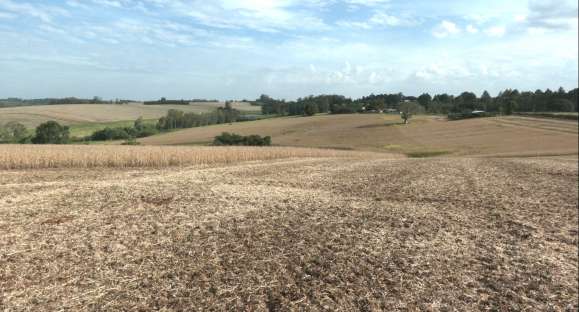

[0,157,577,310]
[0,144,378,170]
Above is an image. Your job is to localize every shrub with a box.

[448,112,495,121]
[213,132,272,146]
[90,127,132,141]
[32,121,70,144]
[0,122,28,143]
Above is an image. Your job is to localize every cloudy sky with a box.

[0,0,577,100]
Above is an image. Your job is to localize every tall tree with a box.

[480,91,492,111]
[417,93,432,110]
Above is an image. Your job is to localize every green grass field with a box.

[68,119,158,138]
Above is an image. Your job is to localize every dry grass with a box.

[0,102,259,128]
[0,156,577,310]
[0,144,381,170]
[139,114,578,157]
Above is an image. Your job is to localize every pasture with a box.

[0,149,577,310]
[140,114,579,157]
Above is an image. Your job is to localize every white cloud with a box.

[344,0,391,6]
[0,0,68,23]
[466,24,479,34]
[92,0,124,8]
[338,10,420,29]
[514,14,527,22]
[485,26,506,37]
[522,0,578,31]
[432,20,461,38]
[143,0,330,32]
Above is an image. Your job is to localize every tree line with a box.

[0,97,114,108]
[157,103,240,130]
[257,87,578,116]
[143,98,219,105]
[1,86,577,144]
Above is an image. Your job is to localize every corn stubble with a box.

[0,154,577,310]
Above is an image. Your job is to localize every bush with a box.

[90,127,132,141]
[213,132,272,146]
[135,126,159,138]
[448,112,495,120]
[331,106,357,114]
[32,121,70,144]
[0,122,28,143]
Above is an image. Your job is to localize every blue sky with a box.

[0,0,577,100]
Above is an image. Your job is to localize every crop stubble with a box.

[0,154,577,311]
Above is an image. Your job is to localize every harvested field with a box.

[0,156,577,310]
[139,114,578,157]
[0,145,378,170]
[0,102,259,129]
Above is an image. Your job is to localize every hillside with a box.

[140,114,579,157]
[1,154,577,310]
[0,102,259,129]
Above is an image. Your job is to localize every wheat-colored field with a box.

[0,102,259,128]
[0,144,379,170]
[1,155,577,310]
[139,114,579,157]
[1,114,577,310]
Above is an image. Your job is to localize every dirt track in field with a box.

[1,156,577,311]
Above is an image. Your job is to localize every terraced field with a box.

[140,114,578,157]
[1,155,577,310]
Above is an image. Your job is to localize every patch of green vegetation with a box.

[383,144,404,151]
[406,150,452,158]
[69,119,157,137]
[179,141,212,146]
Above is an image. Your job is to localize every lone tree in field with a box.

[32,121,70,144]
[399,102,423,124]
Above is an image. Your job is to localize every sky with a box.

[0,0,577,100]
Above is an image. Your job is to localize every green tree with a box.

[417,93,432,110]
[32,121,70,144]
[304,102,318,116]
[480,90,492,111]
[0,122,28,143]
[134,116,145,131]
[502,100,515,116]
[455,92,478,112]
[399,102,424,124]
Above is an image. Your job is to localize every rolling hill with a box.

[139,114,579,157]
[0,102,259,129]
